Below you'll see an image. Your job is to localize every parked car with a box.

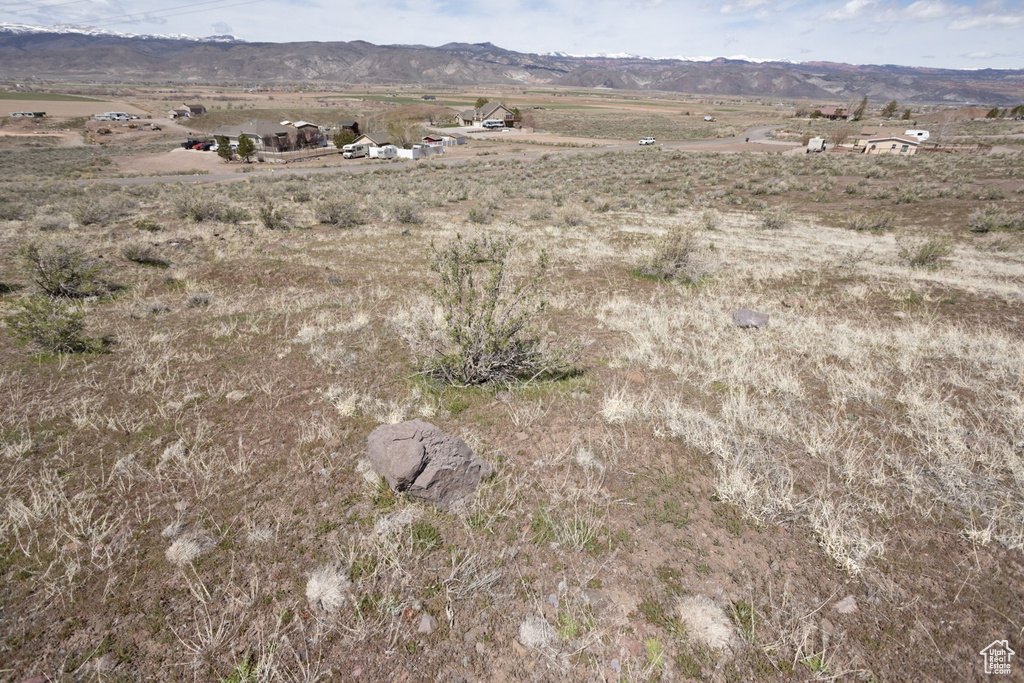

[639,137,656,145]
[181,138,203,149]
[200,142,214,151]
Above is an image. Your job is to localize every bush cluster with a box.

[423,233,578,386]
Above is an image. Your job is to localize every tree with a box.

[474,97,489,110]
[295,128,325,149]
[902,108,913,120]
[386,120,425,148]
[236,135,255,162]
[881,100,899,118]
[986,107,1003,119]
[847,95,868,121]
[828,124,857,147]
[333,129,355,148]
[216,135,233,162]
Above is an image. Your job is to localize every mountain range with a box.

[2,23,1022,104]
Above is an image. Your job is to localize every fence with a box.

[257,146,340,163]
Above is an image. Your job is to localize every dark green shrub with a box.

[19,243,107,298]
[423,233,579,386]
[4,297,99,353]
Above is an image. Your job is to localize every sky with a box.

[2,0,1023,69]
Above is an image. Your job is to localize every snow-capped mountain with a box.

[0,21,242,43]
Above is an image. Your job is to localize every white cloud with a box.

[721,0,771,14]
[902,0,952,20]
[823,0,876,21]
[948,11,1024,29]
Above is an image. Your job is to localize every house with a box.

[352,131,392,147]
[212,119,293,151]
[422,133,466,146]
[455,103,520,127]
[857,128,928,147]
[337,120,360,137]
[812,106,844,120]
[862,136,919,156]
[290,121,327,147]
[9,111,46,118]
[169,103,206,119]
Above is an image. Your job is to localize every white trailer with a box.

[369,144,397,159]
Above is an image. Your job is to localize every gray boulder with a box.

[367,419,492,509]
[733,309,769,329]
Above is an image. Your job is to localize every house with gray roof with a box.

[213,119,293,151]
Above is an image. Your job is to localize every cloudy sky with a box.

[3,0,1023,68]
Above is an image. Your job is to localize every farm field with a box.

[1,86,1024,681]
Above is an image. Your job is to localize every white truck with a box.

[342,143,369,159]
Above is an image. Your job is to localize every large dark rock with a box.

[366,420,492,509]
[732,309,769,329]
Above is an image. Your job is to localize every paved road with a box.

[93,125,796,188]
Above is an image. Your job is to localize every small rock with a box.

[583,589,608,611]
[93,653,117,672]
[893,311,907,320]
[833,595,858,614]
[511,638,528,657]
[475,641,487,655]
[225,390,247,403]
[609,659,621,674]
[515,432,528,442]
[519,615,557,650]
[464,626,486,644]
[417,613,438,634]
[733,309,769,329]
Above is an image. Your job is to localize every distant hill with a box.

[2,25,1022,104]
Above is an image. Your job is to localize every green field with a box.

[0,91,105,102]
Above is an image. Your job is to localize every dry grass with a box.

[0,124,1022,681]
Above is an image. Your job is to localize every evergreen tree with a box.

[216,136,233,162]
[236,135,255,162]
